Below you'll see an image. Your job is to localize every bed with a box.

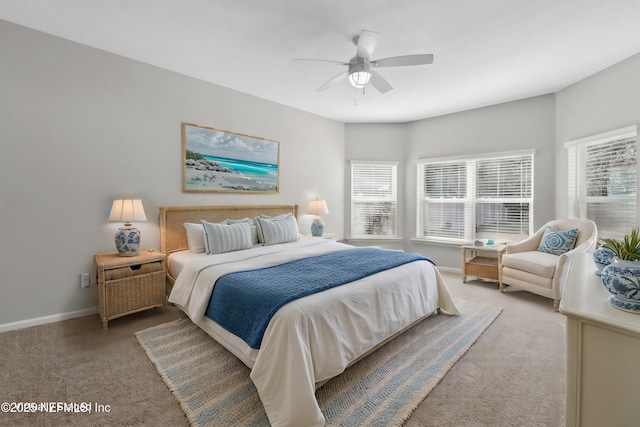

[160,204,460,427]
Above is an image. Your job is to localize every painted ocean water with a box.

[203,154,278,184]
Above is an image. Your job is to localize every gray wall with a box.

[555,53,640,219]
[0,21,345,329]
[345,95,557,268]
[404,95,556,267]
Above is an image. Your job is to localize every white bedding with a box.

[169,238,459,427]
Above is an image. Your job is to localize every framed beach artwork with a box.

[182,122,280,193]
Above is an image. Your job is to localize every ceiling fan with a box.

[293,30,434,94]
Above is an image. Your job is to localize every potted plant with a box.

[600,227,640,263]
[600,228,640,313]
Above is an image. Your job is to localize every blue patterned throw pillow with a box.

[537,226,579,255]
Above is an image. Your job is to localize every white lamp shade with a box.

[108,199,147,223]
[307,199,329,215]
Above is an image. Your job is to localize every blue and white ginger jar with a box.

[600,259,640,313]
[593,246,615,275]
[115,225,141,256]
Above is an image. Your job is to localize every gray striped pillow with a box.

[201,220,253,254]
[255,214,299,245]
[223,218,259,245]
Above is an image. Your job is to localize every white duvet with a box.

[169,238,459,427]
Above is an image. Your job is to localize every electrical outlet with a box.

[80,273,90,288]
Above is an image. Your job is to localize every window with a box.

[350,161,398,238]
[416,150,534,243]
[566,125,638,238]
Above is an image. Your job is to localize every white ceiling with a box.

[2,0,640,123]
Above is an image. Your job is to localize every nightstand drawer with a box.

[104,260,164,280]
[100,270,165,317]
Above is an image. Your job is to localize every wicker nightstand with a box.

[95,249,166,330]
[461,244,505,286]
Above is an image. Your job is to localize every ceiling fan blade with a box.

[316,71,348,91]
[372,54,434,68]
[292,59,348,66]
[369,71,393,94]
[355,30,379,59]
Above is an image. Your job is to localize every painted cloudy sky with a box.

[185,124,279,165]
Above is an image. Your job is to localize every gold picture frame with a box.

[182,122,280,193]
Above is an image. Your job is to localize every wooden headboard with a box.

[159,204,299,254]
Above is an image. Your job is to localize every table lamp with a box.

[108,199,147,256]
[307,199,329,237]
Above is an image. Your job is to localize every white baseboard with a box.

[0,307,98,333]
[437,266,462,274]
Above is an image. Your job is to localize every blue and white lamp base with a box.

[310,217,325,237]
[115,224,141,256]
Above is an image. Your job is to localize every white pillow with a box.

[255,213,299,245]
[223,217,252,224]
[183,223,206,253]
[201,220,253,254]
[258,213,291,220]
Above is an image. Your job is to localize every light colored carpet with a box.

[407,272,566,427]
[0,271,566,426]
[135,299,501,427]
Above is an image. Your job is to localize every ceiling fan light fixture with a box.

[348,70,371,88]
[294,30,433,94]
[348,60,371,89]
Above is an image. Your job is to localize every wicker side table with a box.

[95,249,166,330]
[461,244,505,286]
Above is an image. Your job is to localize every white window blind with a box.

[416,151,534,243]
[350,161,398,238]
[419,160,470,241]
[566,125,638,238]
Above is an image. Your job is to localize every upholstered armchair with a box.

[500,218,598,311]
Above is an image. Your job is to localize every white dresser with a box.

[559,253,640,427]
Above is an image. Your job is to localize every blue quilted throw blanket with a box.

[205,247,434,349]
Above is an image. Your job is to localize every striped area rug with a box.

[136,299,501,426]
